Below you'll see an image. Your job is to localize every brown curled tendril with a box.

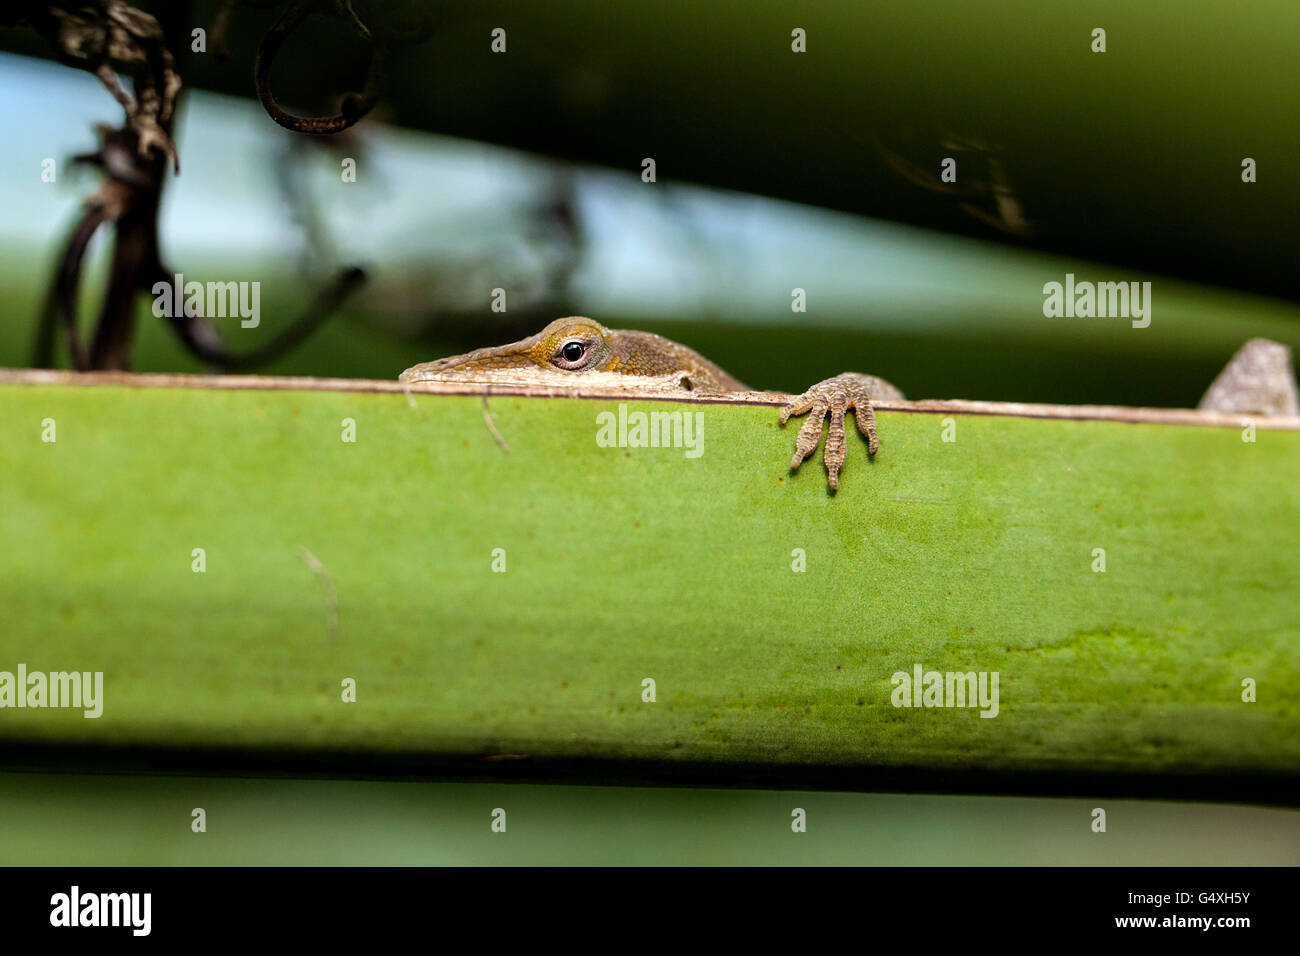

[253,0,389,135]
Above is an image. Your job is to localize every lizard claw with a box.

[779,373,903,492]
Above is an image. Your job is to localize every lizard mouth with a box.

[398,359,499,384]
[398,361,547,386]
[399,341,543,384]
[398,364,445,383]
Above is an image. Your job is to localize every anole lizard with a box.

[399,316,903,491]
[400,319,1298,491]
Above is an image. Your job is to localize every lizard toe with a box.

[781,372,900,489]
[789,403,828,471]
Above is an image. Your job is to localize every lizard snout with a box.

[399,339,542,383]
[399,350,496,382]
[399,358,452,382]
[398,362,434,383]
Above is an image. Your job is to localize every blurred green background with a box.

[3,773,1298,865]
[1,2,1298,401]
[0,2,1296,864]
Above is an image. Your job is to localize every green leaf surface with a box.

[1,380,1296,798]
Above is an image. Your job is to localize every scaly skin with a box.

[780,372,902,490]
[400,316,905,492]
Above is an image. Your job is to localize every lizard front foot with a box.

[780,373,904,492]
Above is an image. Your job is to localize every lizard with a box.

[399,316,904,492]
[399,318,1299,491]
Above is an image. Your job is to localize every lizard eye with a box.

[551,336,596,370]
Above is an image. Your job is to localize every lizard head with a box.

[400,316,616,384]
